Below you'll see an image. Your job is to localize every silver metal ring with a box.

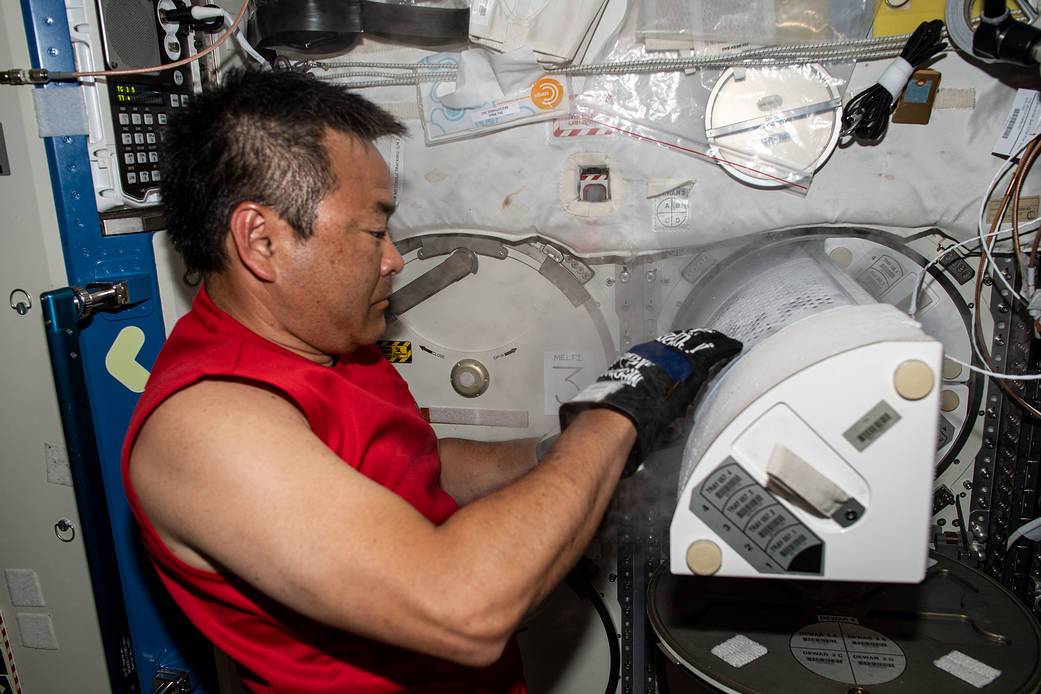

[9,287,32,315]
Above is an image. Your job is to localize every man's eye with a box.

[369,230,386,239]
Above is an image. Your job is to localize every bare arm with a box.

[437,437,538,505]
[129,379,633,668]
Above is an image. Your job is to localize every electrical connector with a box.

[0,68,51,85]
[973,10,1041,65]
[158,3,223,31]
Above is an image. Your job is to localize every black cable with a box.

[983,0,1009,19]
[974,0,1041,64]
[565,558,621,694]
[841,19,947,142]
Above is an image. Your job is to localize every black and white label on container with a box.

[817,614,858,624]
[843,400,902,452]
[856,254,904,298]
[791,622,906,686]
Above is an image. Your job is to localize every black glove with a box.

[559,329,742,476]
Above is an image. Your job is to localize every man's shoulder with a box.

[151,377,305,429]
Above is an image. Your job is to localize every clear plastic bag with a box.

[702,63,845,189]
[574,3,851,193]
[367,0,469,7]
[637,0,881,49]
[417,52,572,144]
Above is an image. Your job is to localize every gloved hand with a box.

[559,329,742,476]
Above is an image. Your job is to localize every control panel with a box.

[66,0,200,212]
[107,73,193,201]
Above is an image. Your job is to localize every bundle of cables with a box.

[841,19,947,142]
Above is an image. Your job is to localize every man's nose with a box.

[382,235,404,275]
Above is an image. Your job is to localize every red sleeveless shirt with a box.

[121,288,526,693]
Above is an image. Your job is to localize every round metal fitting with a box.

[54,518,75,542]
[451,359,490,398]
[9,288,32,315]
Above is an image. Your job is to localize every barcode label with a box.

[843,401,902,452]
[993,89,1041,157]
[857,412,892,443]
[1002,108,1021,140]
[471,0,494,26]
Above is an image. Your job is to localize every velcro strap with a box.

[628,341,691,383]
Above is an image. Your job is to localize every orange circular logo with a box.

[531,78,563,110]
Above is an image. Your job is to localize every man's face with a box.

[278,132,402,357]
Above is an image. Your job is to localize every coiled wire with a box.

[840,20,948,142]
[298,31,934,90]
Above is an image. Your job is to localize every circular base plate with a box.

[648,553,1041,693]
[705,64,841,188]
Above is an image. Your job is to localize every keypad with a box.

[110,78,192,201]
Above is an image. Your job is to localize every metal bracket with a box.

[72,283,130,319]
[152,668,191,694]
[68,274,152,320]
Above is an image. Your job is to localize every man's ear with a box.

[227,201,283,282]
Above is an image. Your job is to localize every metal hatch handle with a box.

[387,247,478,317]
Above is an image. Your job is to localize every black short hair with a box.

[158,68,406,275]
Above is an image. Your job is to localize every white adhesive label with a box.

[473,100,524,127]
[710,634,767,668]
[552,113,615,138]
[791,622,906,686]
[545,351,593,415]
[470,0,495,27]
[934,650,1002,688]
[994,88,1041,157]
[651,185,692,232]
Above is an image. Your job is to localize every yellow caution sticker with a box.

[377,340,412,363]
